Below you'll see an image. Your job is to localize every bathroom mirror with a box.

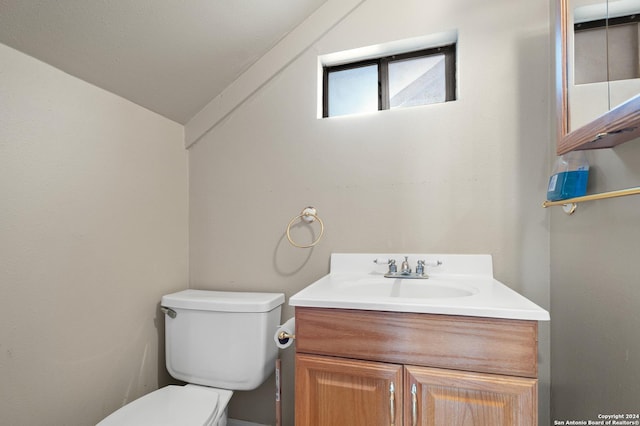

[557,0,640,154]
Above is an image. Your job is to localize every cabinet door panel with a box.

[296,354,403,426]
[405,366,537,426]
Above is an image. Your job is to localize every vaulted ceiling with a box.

[0,0,326,124]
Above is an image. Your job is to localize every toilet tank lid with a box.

[161,289,285,313]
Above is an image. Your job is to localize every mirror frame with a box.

[556,0,640,154]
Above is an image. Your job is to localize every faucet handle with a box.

[416,259,442,276]
[373,258,398,274]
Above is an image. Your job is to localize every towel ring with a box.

[286,207,324,248]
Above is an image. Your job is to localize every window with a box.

[574,14,640,84]
[323,44,456,118]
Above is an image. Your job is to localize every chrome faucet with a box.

[400,256,411,274]
[374,256,442,279]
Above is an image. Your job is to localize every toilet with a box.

[98,289,285,426]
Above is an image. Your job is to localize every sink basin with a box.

[336,278,477,299]
[288,253,550,320]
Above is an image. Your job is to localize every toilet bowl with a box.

[98,385,232,426]
[98,290,285,426]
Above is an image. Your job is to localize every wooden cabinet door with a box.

[296,353,403,426]
[405,366,537,426]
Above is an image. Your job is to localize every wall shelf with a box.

[543,187,640,214]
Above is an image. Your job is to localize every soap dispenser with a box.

[547,151,589,201]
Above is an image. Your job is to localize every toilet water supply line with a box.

[274,318,295,426]
[275,359,282,426]
[286,207,324,248]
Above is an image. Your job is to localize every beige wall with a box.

[550,141,640,420]
[0,43,189,425]
[1,0,562,424]
[189,0,552,424]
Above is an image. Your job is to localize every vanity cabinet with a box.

[294,307,539,426]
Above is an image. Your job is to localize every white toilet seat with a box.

[97,384,233,426]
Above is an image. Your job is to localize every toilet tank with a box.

[161,289,285,390]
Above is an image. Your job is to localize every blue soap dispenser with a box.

[547,151,589,201]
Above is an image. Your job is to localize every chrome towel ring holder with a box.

[286,207,324,248]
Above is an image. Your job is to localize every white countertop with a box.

[289,253,550,321]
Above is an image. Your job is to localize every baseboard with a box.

[227,419,270,426]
